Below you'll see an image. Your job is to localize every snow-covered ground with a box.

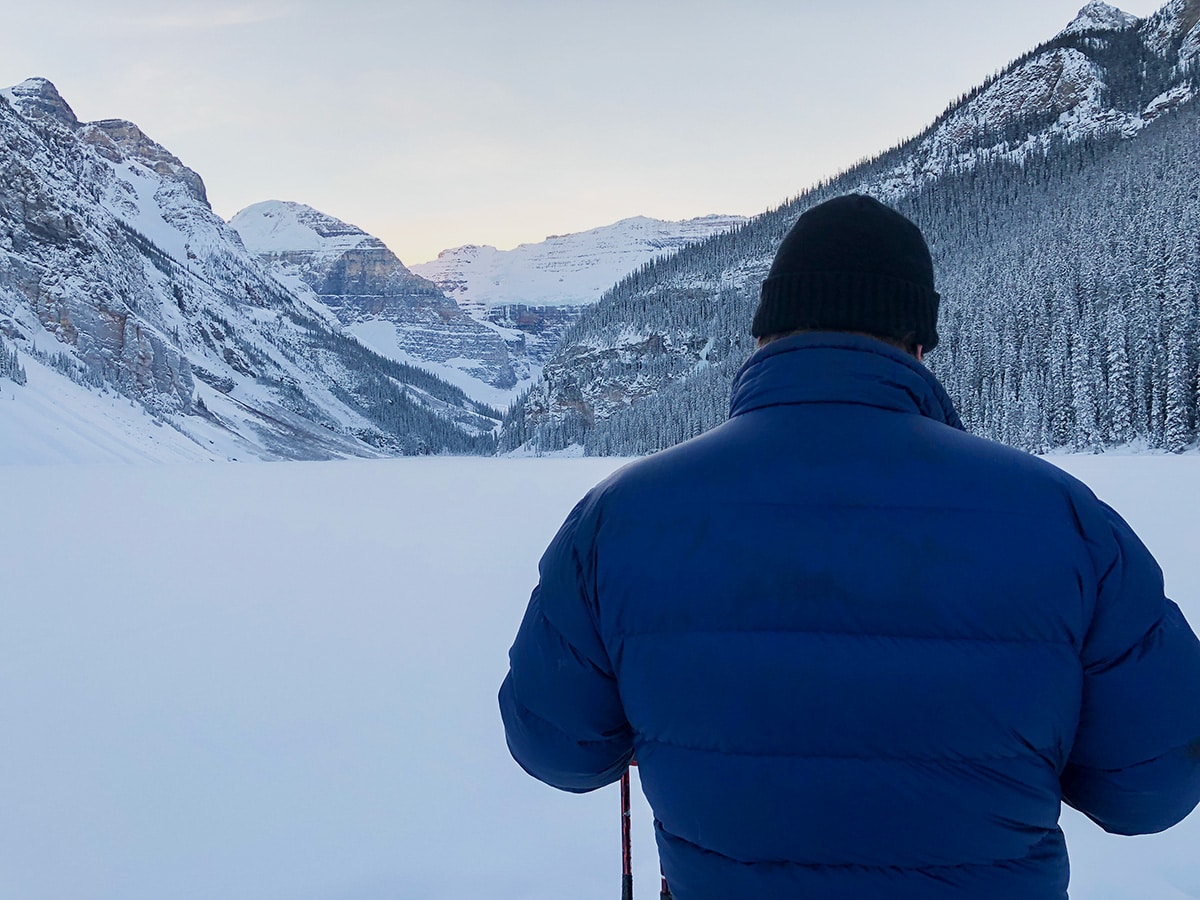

[0,455,1197,900]
[0,353,379,465]
[0,355,217,464]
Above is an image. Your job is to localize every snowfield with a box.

[0,455,1197,900]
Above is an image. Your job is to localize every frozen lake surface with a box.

[1,455,1197,899]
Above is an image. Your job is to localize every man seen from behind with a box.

[499,194,1200,900]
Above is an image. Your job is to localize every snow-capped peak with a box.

[229,200,376,257]
[411,213,748,313]
[1,77,80,129]
[1060,1,1139,37]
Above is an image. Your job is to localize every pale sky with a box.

[1,0,1169,264]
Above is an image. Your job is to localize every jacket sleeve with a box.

[499,495,633,793]
[1061,500,1200,835]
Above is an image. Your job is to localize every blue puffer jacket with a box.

[500,333,1200,900]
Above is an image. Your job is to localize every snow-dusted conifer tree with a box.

[1165,315,1195,453]
[1105,306,1134,446]
[0,334,27,386]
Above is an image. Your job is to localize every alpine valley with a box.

[229,202,745,413]
[3,0,1200,462]
[0,80,742,462]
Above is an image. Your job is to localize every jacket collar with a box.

[728,332,965,431]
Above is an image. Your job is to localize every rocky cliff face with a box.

[0,79,498,460]
[0,78,196,416]
[231,201,518,398]
[230,200,442,318]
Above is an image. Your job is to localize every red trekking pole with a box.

[621,769,633,900]
[621,766,672,899]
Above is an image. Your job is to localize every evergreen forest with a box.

[503,93,1200,457]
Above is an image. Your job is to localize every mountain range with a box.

[0,78,500,460]
[231,203,743,410]
[0,81,739,460]
[3,1,1198,461]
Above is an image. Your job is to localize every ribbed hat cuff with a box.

[752,270,940,351]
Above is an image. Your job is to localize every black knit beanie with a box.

[752,194,940,351]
